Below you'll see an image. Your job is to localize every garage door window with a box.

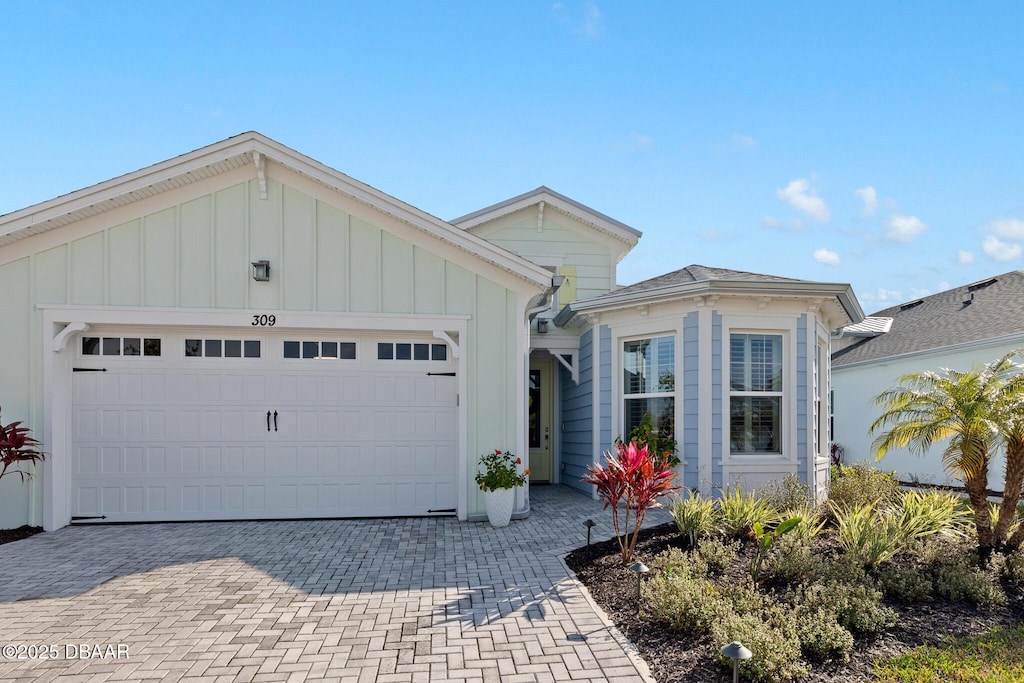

[284,340,357,360]
[185,339,261,358]
[82,336,162,357]
[377,342,447,361]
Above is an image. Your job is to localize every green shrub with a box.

[836,504,907,567]
[934,555,1006,605]
[793,581,897,636]
[645,572,724,633]
[695,537,740,576]
[654,546,708,580]
[906,534,962,564]
[824,552,871,586]
[711,609,808,682]
[876,564,934,603]
[997,550,1024,585]
[766,535,826,586]
[792,606,854,662]
[762,473,812,511]
[718,487,778,539]
[828,462,899,513]
[670,491,717,546]
[781,505,828,541]
[895,489,972,541]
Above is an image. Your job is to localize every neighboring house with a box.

[0,132,862,531]
[832,272,1024,490]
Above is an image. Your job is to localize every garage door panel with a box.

[72,334,458,522]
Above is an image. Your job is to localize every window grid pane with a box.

[730,396,781,453]
[731,334,782,392]
[623,336,674,395]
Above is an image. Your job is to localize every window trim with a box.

[615,329,679,447]
[721,315,797,466]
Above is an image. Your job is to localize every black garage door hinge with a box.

[73,368,108,372]
[426,372,456,376]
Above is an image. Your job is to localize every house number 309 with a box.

[251,314,276,326]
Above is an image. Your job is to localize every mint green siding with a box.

[0,173,531,527]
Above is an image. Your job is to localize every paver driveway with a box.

[0,486,669,682]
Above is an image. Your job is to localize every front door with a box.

[528,358,554,482]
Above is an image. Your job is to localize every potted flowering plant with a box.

[475,449,530,527]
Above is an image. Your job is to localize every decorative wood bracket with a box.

[432,330,460,358]
[53,322,89,352]
[537,201,546,232]
[254,152,268,200]
[551,351,578,384]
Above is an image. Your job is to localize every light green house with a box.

[0,133,863,531]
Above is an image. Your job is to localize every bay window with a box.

[729,333,783,454]
[622,336,675,440]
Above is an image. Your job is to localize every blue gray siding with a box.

[711,312,723,491]
[561,329,595,493]
[796,314,809,485]
[682,312,700,490]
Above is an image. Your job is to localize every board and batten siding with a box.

[796,314,809,484]
[560,328,595,493]
[0,171,530,527]
[467,208,616,303]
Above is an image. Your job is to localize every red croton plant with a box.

[583,441,679,564]
[0,407,46,482]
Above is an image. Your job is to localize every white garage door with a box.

[71,330,457,522]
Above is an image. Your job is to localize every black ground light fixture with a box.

[628,561,649,613]
[584,519,596,548]
[721,641,752,683]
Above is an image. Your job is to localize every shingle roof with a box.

[599,264,807,299]
[832,271,1024,367]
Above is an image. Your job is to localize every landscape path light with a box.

[628,561,649,613]
[720,640,752,683]
[584,519,596,548]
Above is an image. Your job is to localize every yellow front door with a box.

[528,359,554,483]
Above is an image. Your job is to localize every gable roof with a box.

[832,271,1024,367]
[450,185,642,248]
[566,263,863,324]
[0,132,553,289]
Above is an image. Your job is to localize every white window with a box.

[729,333,783,454]
[622,336,675,439]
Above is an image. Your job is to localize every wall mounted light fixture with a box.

[252,260,271,281]
[536,319,549,334]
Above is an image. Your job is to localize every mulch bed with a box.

[565,522,1024,682]
[0,526,43,546]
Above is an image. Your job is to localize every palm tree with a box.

[870,351,1024,554]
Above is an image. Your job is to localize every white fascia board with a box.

[0,136,251,241]
[452,189,641,248]
[832,330,1024,372]
[571,279,864,325]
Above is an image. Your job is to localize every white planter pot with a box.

[483,487,516,528]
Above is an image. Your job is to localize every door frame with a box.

[528,355,559,484]
[41,305,470,530]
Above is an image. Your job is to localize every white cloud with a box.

[885,215,927,243]
[732,133,757,148]
[554,2,604,38]
[700,228,724,242]
[957,249,975,264]
[982,234,1023,262]
[761,216,783,231]
[985,218,1024,241]
[854,186,877,216]
[777,178,830,222]
[858,287,904,310]
[813,248,840,266]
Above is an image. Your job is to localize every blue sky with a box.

[3,2,1023,314]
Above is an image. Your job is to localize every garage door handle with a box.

[273,411,278,432]
[267,410,271,432]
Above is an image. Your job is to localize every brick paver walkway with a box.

[0,486,669,682]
